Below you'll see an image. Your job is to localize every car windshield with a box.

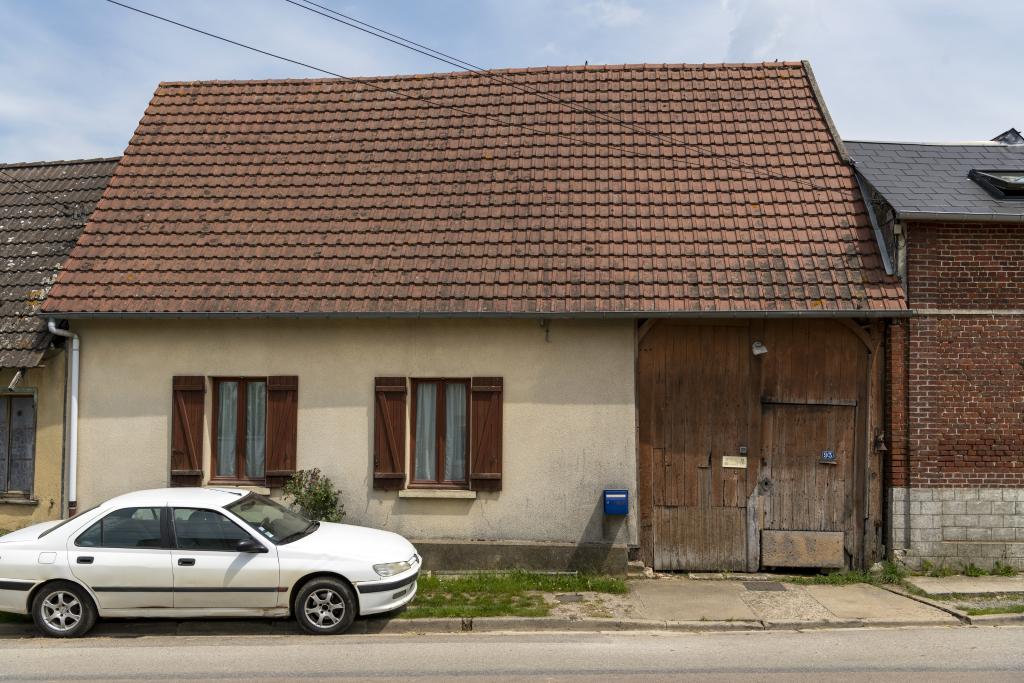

[225,493,316,544]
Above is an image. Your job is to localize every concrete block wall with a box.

[891,488,1024,571]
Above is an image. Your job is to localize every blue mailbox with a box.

[603,489,628,516]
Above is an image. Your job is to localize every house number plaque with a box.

[722,455,748,469]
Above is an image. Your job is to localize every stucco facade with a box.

[0,350,67,530]
[71,318,637,554]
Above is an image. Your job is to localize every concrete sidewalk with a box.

[0,576,964,638]
[611,575,959,629]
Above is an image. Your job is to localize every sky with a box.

[0,0,1020,163]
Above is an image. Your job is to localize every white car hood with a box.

[0,519,61,544]
[282,521,416,563]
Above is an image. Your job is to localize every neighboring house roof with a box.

[44,62,904,317]
[846,140,1024,223]
[0,157,119,368]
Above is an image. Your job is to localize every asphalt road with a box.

[0,626,1022,681]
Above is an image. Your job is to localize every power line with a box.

[104,0,837,195]
[282,0,834,194]
[101,1,703,173]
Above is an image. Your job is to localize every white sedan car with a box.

[0,488,419,637]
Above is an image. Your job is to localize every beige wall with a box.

[72,319,637,547]
[0,351,66,530]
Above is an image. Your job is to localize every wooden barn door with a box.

[759,402,857,568]
[638,322,755,571]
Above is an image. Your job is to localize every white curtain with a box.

[246,382,267,478]
[216,382,238,477]
[415,382,437,481]
[445,383,467,481]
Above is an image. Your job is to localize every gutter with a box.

[46,319,79,516]
[898,211,1024,225]
[41,309,912,320]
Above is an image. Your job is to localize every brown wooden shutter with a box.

[470,377,503,491]
[265,375,299,487]
[170,376,205,487]
[373,377,407,490]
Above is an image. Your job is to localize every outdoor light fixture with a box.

[751,341,768,356]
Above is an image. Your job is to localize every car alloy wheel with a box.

[294,577,357,635]
[31,581,97,638]
[41,590,82,633]
[304,588,346,629]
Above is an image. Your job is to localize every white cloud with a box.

[571,0,645,27]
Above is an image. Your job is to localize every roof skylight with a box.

[968,169,1024,200]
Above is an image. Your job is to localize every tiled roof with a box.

[44,62,904,316]
[847,140,1024,221]
[0,158,119,367]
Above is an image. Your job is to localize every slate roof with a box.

[846,140,1024,222]
[0,158,119,367]
[44,62,904,317]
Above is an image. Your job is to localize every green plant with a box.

[878,560,909,584]
[962,563,988,577]
[919,560,934,575]
[992,561,1018,577]
[282,468,345,523]
[927,563,957,578]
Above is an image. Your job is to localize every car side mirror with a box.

[237,538,268,553]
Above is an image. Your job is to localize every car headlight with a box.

[373,560,412,577]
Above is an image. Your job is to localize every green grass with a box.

[782,561,908,587]
[0,529,10,537]
[963,563,988,577]
[399,571,627,619]
[991,561,1018,577]
[961,604,1024,616]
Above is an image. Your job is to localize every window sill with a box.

[398,489,477,500]
[0,496,39,506]
[207,483,271,496]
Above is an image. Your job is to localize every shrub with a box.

[282,468,345,523]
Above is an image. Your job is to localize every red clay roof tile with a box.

[44,62,904,316]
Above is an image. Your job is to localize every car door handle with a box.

[76,556,94,565]
[177,558,196,566]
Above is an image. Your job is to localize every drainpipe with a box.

[47,319,79,516]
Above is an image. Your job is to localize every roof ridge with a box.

[846,139,1012,148]
[0,156,122,170]
[156,61,808,88]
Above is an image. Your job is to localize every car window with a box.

[75,507,163,549]
[226,493,312,544]
[172,508,252,552]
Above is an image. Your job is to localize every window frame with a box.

[210,377,268,485]
[0,392,37,498]
[409,378,470,489]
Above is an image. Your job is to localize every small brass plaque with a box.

[722,455,748,469]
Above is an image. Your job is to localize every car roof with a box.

[101,487,250,509]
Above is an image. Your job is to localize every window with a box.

[212,378,267,482]
[968,169,1024,200]
[226,493,315,544]
[410,379,469,488]
[0,394,35,497]
[76,507,163,549]
[172,508,253,552]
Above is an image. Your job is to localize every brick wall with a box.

[887,219,1024,568]
[909,222,1024,309]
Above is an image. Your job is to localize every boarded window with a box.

[0,395,35,496]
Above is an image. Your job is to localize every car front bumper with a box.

[355,569,419,615]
